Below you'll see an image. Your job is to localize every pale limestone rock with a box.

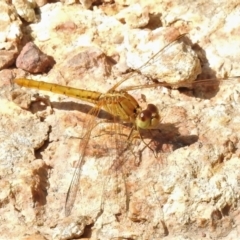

[116,3,150,28]
[0,1,22,49]
[12,0,37,23]
[1,0,240,239]
[122,27,201,85]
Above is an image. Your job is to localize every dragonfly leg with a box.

[136,129,159,158]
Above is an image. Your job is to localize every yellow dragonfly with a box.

[14,70,161,217]
[13,33,235,217]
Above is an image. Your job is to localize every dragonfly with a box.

[14,70,161,217]
[13,33,237,217]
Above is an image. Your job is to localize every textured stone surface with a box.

[16,42,55,73]
[12,0,37,23]
[1,0,240,240]
[0,1,21,70]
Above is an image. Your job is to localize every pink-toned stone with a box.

[16,42,55,73]
[0,50,18,70]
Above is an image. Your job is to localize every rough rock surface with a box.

[1,1,240,240]
[16,42,55,73]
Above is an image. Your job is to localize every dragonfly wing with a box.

[120,77,240,92]
[65,105,101,216]
[108,33,187,92]
[99,119,140,223]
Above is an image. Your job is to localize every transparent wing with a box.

[109,33,187,92]
[65,104,101,216]
[96,111,138,222]
[119,77,240,92]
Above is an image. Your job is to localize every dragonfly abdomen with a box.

[14,78,102,104]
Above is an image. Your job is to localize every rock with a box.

[16,42,55,73]
[1,1,240,239]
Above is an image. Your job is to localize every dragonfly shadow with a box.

[140,123,198,154]
[31,99,199,152]
[50,101,114,120]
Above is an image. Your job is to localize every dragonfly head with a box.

[136,104,160,129]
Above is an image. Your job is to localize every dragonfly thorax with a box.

[101,91,141,123]
[136,103,160,129]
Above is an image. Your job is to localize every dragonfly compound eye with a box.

[146,103,160,127]
[136,104,160,129]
